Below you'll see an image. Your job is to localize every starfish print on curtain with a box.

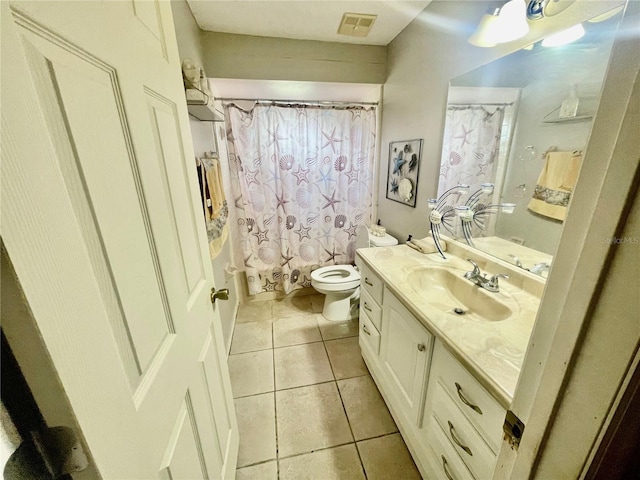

[438,104,506,237]
[225,103,376,295]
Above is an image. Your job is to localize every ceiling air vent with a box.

[338,13,377,37]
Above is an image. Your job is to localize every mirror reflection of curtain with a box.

[438,104,506,236]
[439,105,506,194]
[225,103,376,295]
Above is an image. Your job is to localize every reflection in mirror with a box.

[437,8,623,278]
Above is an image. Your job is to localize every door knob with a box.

[210,288,229,303]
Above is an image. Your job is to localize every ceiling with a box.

[186,0,432,46]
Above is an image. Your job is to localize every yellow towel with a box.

[198,156,229,259]
[528,151,582,221]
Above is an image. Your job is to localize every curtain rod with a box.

[448,102,514,106]
[218,97,378,107]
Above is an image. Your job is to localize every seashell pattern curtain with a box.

[438,105,506,195]
[225,103,376,295]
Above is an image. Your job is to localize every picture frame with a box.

[386,139,423,208]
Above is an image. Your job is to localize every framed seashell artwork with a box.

[386,139,423,207]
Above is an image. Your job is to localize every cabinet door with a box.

[380,288,433,425]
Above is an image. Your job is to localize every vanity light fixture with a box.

[541,23,585,47]
[588,5,624,23]
[468,0,530,48]
[467,8,501,47]
[494,0,530,43]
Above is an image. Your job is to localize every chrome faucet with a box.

[464,259,509,293]
[529,262,550,276]
[509,254,523,268]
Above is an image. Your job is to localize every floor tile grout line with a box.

[276,440,356,461]
[235,301,371,478]
[271,369,372,394]
[323,335,370,480]
[229,345,275,356]
[271,320,280,480]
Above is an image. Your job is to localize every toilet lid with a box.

[310,265,360,284]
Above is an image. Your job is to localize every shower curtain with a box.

[438,104,506,237]
[438,104,506,195]
[225,103,376,295]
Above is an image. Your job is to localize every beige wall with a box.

[170,0,205,67]
[171,0,238,351]
[200,31,387,84]
[378,1,514,242]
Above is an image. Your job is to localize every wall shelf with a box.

[543,114,593,124]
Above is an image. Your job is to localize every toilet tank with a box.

[355,226,398,248]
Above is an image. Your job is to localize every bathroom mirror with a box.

[438,8,623,276]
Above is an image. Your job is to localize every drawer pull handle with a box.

[364,278,373,286]
[455,382,483,415]
[417,343,426,352]
[362,325,371,336]
[441,455,455,480]
[364,303,372,312]
[448,421,473,456]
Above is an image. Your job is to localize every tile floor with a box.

[230,294,422,480]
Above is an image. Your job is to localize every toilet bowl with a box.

[311,226,398,321]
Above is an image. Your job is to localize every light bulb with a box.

[468,12,501,47]
[542,24,585,47]
[495,0,530,44]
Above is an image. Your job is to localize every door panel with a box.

[131,0,168,59]
[1,1,238,477]
[160,393,208,480]
[145,91,206,296]
[199,327,233,461]
[16,15,171,385]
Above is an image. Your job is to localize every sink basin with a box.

[407,267,514,322]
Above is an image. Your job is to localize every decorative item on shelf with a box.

[543,84,598,123]
[386,139,423,208]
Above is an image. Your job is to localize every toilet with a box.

[311,226,398,321]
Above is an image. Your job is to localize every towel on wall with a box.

[198,155,229,259]
[528,150,583,221]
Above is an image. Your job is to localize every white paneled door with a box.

[1,1,238,478]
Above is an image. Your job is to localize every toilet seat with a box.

[311,265,360,291]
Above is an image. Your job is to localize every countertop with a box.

[356,243,543,408]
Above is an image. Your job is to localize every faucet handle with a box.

[508,254,523,268]
[488,273,509,286]
[464,259,480,279]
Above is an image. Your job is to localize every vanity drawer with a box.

[359,262,383,304]
[359,311,381,355]
[425,414,475,480]
[431,380,496,480]
[360,289,382,330]
[431,342,506,453]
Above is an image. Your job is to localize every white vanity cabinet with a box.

[380,287,434,425]
[358,262,384,357]
[422,341,506,479]
[356,254,509,480]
